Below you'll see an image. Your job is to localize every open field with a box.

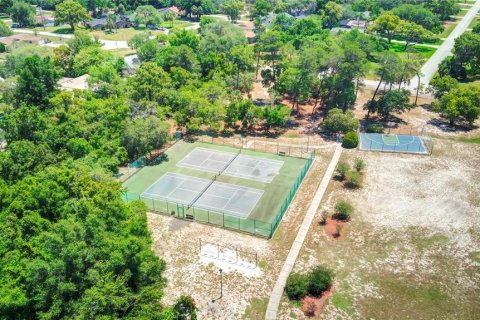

[277,139,480,319]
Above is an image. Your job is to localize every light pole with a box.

[211,268,223,302]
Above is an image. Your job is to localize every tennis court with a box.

[142,172,263,218]
[178,147,284,183]
[122,141,313,237]
[359,132,429,154]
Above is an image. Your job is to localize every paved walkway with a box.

[408,0,480,88]
[265,144,343,320]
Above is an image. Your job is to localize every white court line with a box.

[221,189,238,210]
[142,172,264,217]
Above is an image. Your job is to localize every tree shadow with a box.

[427,118,478,133]
[52,27,74,34]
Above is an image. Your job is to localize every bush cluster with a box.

[342,131,359,148]
[335,158,365,188]
[333,200,354,221]
[285,266,334,301]
[366,123,384,133]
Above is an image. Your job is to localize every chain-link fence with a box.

[194,134,321,159]
[121,151,315,238]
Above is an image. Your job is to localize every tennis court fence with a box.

[358,124,433,155]
[194,134,317,159]
[121,151,315,238]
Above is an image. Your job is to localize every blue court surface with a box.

[359,133,429,154]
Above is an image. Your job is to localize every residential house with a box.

[88,15,135,30]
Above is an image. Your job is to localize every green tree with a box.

[55,0,91,31]
[15,55,60,109]
[129,61,172,105]
[428,75,459,99]
[323,1,344,28]
[229,44,255,90]
[368,11,401,43]
[122,116,170,159]
[134,5,162,27]
[374,89,413,118]
[262,104,291,131]
[392,4,443,33]
[321,108,359,134]
[164,10,176,28]
[0,0,13,14]
[0,20,13,37]
[221,0,244,23]
[106,13,116,32]
[169,30,199,50]
[277,67,312,110]
[177,0,213,19]
[252,0,271,18]
[426,0,460,21]
[433,84,480,126]
[308,265,334,296]
[285,273,309,300]
[11,1,35,27]
[396,21,435,49]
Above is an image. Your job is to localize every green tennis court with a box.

[122,140,312,237]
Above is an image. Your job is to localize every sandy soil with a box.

[147,148,336,319]
[278,139,480,319]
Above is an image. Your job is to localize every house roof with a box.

[58,74,89,91]
[158,6,180,15]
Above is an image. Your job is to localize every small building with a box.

[87,15,134,30]
[0,34,43,46]
[158,6,181,16]
[58,74,89,91]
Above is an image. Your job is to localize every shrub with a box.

[354,157,365,172]
[345,170,362,188]
[0,43,5,53]
[321,108,359,134]
[366,123,384,133]
[342,131,358,149]
[308,265,334,296]
[333,200,353,221]
[336,161,349,181]
[319,212,328,226]
[285,273,309,300]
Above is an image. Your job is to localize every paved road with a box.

[265,145,343,320]
[12,29,129,50]
[409,0,480,88]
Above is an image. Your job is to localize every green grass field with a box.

[122,140,309,237]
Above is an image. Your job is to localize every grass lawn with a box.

[389,42,436,59]
[91,27,157,41]
[110,48,136,57]
[439,23,458,38]
[160,19,195,33]
[468,18,479,29]
[458,136,480,143]
[33,25,73,34]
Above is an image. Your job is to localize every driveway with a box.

[409,0,480,88]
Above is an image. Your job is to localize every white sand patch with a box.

[199,243,262,277]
